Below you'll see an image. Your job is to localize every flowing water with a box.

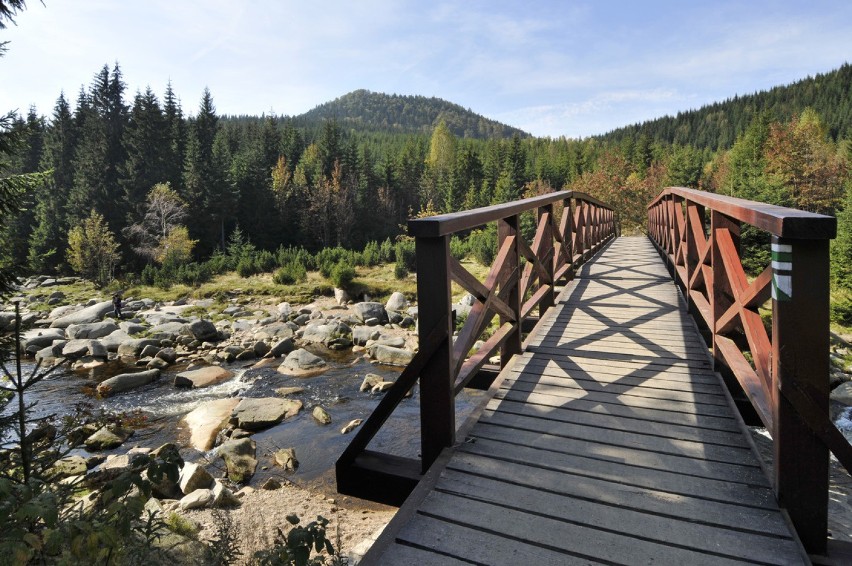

[5,350,484,490]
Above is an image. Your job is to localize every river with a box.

[6,349,484,490]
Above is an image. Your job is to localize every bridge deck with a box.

[365,237,806,565]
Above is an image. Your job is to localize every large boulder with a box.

[147,321,186,340]
[50,301,114,329]
[372,345,415,366]
[65,321,119,340]
[35,342,65,365]
[174,366,235,389]
[84,425,134,451]
[62,339,107,360]
[216,438,257,483]
[99,330,131,352]
[266,337,295,358]
[21,328,66,352]
[301,321,352,347]
[231,397,302,431]
[117,338,161,357]
[277,349,327,377]
[353,302,388,324]
[352,326,380,346]
[830,382,852,406]
[187,319,218,342]
[97,369,161,397]
[181,398,241,451]
[179,462,214,494]
[254,322,294,341]
[385,292,408,312]
[179,489,213,510]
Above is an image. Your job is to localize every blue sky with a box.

[1,1,850,138]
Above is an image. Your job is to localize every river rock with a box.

[187,319,218,341]
[231,397,302,431]
[100,329,130,352]
[277,302,292,319]
[341,419,363,434]
[212,480,241,507]
[352,326,380,346]
[372,344,415,366]
[266,337,295,358]
[84,425,134,451]
[385,292,408,312]
[217,438,257,483]
[148,321,185,340]
[97,369,161,397]
[359,373,384,392]
[179,462,214,494]
[62,339,106,359]
[47,304,81,320]
[180,489,214,510]
[312,405,332,425]
[274,448,298,471]
[302,321,352,346]
[174,366,235,389]
[354,302,388,324]
[66,321,119,340]
[156,347,178,364]
[51,455,87,478]
[34,343,65,365]
[182,398,241,451]
[830,382,852,406]
[50,300,114,329]
[119,321,147,335]
[117,338,161,357]
[21,327,66,351]
[277,349,327,377]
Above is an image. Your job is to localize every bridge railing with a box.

[337,190,616,505]
[648,186,847,554]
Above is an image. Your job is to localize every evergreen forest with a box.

[2,61,852,311]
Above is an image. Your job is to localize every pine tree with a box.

[121,87,167,223]
[163,81,186,191]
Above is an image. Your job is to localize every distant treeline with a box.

[2,62,851,294]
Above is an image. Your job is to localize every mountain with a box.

[293,89,529,139]
[598,63,852,150]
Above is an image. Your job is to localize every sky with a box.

[1,0,851,138]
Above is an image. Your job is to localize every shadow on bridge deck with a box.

[363,236,808,565]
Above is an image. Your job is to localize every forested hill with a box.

[599,63,852,150]
[292,89,529,139]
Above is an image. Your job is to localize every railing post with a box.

[771,236,830,554]
[499,215,522,366]
[539,204,555,313]
[415,235,454,472]
[710,210,739,371]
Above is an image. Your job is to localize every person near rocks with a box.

[112,293,123,319]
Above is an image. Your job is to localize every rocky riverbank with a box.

[2,280,483,562]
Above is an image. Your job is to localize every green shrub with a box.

[394,238,416,272]
[165,512,199,539]
[252,515,338,566]
[236,258,257,278]
[468,226,497,266]
[379,238,395,263]
[362,241,381,266]
[274,261,307,285]
[450,235,468,260]
[330,261,356,288]
[831,295,852,325]
[394,262,408,280]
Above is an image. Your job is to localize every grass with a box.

[165,512,200,539]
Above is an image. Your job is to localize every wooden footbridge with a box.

[336,188,852,564]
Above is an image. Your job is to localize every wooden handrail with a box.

[337,191,616,503]
[647,186,841,555]
[649,186,836,239]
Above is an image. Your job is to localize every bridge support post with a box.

[771,236,830,555]
[415,235,455,473]
[499,215,522,366]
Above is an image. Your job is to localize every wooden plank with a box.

[458,437,777,506]
[496,376,731,413]
[411,490,758,566]
[500,371,729,406]
[489,390,741,431]
[446,452,791,535]
[479,400,751,447]
[434,468,802,564]
[468,422,769,485]
[477,409,755,463]
[371,543,472,566]
[511,351,718,378]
